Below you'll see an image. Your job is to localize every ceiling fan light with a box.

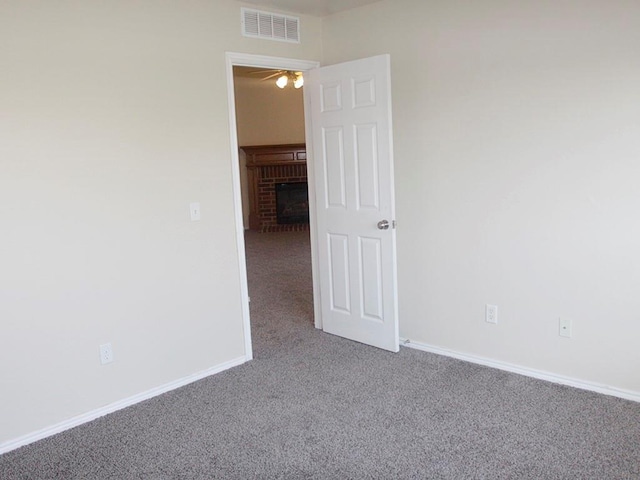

[293,74,304,89]
[276,75,288,88]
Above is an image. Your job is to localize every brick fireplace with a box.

[242,144,309,233]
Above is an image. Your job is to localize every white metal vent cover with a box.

[241,8,300,44]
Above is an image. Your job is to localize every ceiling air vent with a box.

[241,8,300,44]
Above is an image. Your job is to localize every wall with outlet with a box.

[3,0,639,452]
[322,0,640,395]
[0,0,322,446]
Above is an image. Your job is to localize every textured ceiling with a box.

[239,0,382,17]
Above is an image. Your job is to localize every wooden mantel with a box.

[241,144,307,232]
[243,143,306,168]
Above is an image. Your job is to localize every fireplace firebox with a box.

[275,182,309,225]
[243,144,308,232]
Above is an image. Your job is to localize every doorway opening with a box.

[225,53,320,361]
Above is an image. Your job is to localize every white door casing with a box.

[305,55,399,352]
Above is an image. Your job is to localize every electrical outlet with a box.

[559,317,572,338]
[99,343,113,365]
[486,304,498,324]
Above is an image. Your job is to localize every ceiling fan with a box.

[241,68,304,89]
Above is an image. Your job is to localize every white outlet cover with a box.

[559,317,572,338]
[99,343,114,365]
[486,304,498,324]
[190,202,201,221]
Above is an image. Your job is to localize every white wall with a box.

[322,0,640,394]
[0,0,321,446]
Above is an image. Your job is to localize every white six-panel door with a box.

[306,55,399,352]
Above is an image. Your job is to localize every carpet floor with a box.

[1,231,639,479]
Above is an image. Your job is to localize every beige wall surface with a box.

[0,0,321,445]
[322,0,640,393]
[234,73,306,146]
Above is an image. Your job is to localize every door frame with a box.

[225,52,321,361]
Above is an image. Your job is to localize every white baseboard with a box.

[400,338,640,403]
[0,355,248,455]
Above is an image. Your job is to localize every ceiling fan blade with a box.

[246,69,280,75]
[260,71,286,80]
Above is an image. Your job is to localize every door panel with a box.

[328,233,351,314]
[359,236,384,322]
[355,123,379,210]
[322,127,346,208]
[306,54,399,352]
